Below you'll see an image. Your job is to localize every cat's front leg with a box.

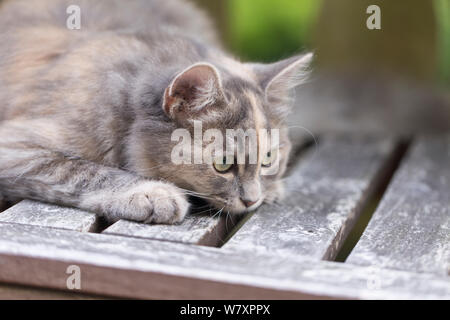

[0,124,189,224]
[0,151,190,224]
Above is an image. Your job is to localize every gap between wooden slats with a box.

[0,222,448,299]
[0,199,237,245]
[347,136,450,276]
[223,136,400,261]
[103,213,239,246]
[0,200,99,232]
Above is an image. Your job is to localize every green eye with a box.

[213,157,233,173]
[262,149,277,167]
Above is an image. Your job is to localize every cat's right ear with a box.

[247,52,313,102]
[163,63,227,124]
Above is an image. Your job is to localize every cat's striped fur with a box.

[0,0,311,223]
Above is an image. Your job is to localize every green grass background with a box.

[435,0,450,84]
[228,0,320,62]
[228,0,449,85]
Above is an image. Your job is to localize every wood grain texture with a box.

[0,282,105,300]
[0,200,99,232]
[0,222,448,299]
[103,212,238,246]
[348,136,450,275]
[224,136,397,260]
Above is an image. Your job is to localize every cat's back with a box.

[0,0,217,42]
[0,0,218,122]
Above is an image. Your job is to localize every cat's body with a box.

[0,0,311,223]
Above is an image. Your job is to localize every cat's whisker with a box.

[191,206,215,215]
[212,207,226,244]
[286,125,319,151]
[225,210,229,232]
[175,188,220,201]
[183,192,215,198]
[226,210,235,233]
[158,188,214,199]
[176,188,213,196]
[211,207,224,220]
[191,203,212,210]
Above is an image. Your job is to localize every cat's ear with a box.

[249,52,313,102]
[163,63,227,123]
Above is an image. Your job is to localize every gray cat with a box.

[0,0,312,224]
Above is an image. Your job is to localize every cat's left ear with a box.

[163,63,227,124]
[248,52,313,102]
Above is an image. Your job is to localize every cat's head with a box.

[130,52,312,215]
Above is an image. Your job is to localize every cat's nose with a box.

[241,199,258,208]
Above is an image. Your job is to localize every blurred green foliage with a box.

[228,0,449,85]
[435,0,450,85]
[228,0,320,62]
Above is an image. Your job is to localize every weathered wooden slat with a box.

[224,136,398,260]
[0,200,99,232]
[0,222,448,299]
[348,136,450,275]
[103,212,238,246]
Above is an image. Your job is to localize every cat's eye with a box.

[213,157,233,173]
[262,149,277,167]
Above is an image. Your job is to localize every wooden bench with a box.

[0,135,448,299]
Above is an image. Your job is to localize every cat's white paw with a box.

[128,181,189,224]
[102,181,190,224]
